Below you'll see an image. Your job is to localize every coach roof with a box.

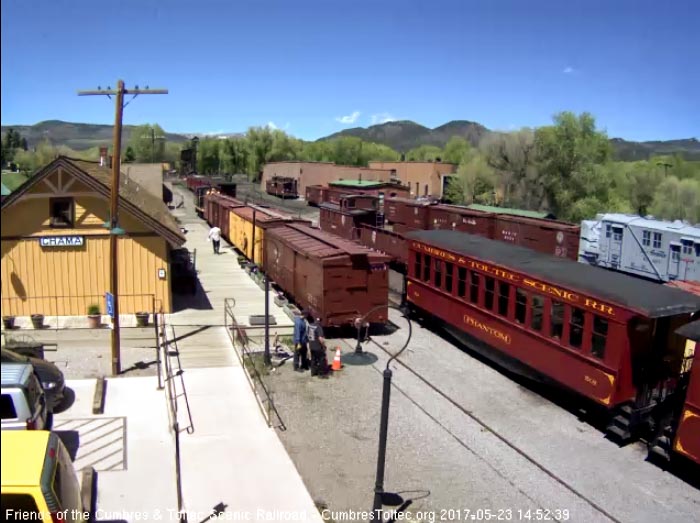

[406,230,700,318]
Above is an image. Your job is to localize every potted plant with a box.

[87,304,101,328]
[30,314,44,329]
[135,311,149,327]
[273,292,287,307]
[2,315,15,330]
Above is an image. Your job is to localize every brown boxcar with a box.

[305,185,325,206]
[358,224,409,266]
[405,229,700,442]
[385,197,436,228]
[429,204,495,237]
[263,224,391,327]
[204,193,245,241]
[493,214,580,260]
[319,201,381,241]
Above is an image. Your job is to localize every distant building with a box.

[1,156,186,316]
[578,214,700,282]
[368,161,457,198]
[260,161,393,195]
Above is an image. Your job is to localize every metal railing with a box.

[224,298,291,429]
[156,310,193,523]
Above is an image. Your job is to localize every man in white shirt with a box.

[208,225,222,254]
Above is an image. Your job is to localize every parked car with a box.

[1,348,65,409]
[1,431,86,521]
[1,363,50,430]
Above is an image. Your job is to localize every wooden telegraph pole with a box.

[78,81,168,375]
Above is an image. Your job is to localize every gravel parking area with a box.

[270,310,700,523]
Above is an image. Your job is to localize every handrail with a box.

[223,298,286,430]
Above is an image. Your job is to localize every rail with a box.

[156,310,194,523]
[223,298,290,430]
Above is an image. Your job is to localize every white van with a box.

[1,363,50,430]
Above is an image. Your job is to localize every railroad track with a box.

[338,332,621,523]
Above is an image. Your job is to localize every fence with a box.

[223,298,292,429]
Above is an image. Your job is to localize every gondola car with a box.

[263,223,391,327]
[404,230,700,442]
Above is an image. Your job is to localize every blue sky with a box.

[2,0,698,141]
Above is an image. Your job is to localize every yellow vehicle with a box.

[1,431,85,522]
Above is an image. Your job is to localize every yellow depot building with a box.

[1,156,186,317]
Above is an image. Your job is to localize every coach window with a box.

[498,282,510,317]
[457,267,467,298]
[531,295,544,331]
[515,288,528,324]
[569,307,584,349]
[550,301,564,339]
[434,259,443,288]
[445,262,454,294]
[484,277,495,310]
[414,252,422,279]
[591,316,608,359]
[423,254,431,282]
[470,273,481,304]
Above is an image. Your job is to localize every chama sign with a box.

[39,236,85,248]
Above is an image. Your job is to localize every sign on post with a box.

[105,292,115,318]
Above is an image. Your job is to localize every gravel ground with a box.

[270,309,700,523]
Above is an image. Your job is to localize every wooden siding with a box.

[1,169,173,315]
[229,211,264,266]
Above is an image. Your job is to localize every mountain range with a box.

[2,119,699,161]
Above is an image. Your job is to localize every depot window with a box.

[591,316,608,359]
[531,295,544,331]
[681,240,693,255]
[423,254,431,282]
[515,288,528,324]
[653,232,662,249]
[445,262,454,293]
[470,273,480,304]
[550,301,564,339]
[484,277,495,310]
[498,282,510,317]
[569,307,584,349]
[642,230,651,247]
[434,259,443,288]
[50,197,74,228]
[457,267,467,298]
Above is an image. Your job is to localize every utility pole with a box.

[78,80,168,376]
[656,161,672,178]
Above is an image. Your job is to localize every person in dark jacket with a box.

[292,312,309,372]
[306,313,328,377]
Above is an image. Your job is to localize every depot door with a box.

[668,243,681,280]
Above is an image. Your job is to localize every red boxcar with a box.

[492,215,580,260]
[428,204,495,237]
[263,224,391,327]
[186,174,212,192]
[385,197,436,228]
[404,230,700,442]
[358,224,409,266]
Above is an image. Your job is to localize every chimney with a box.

[359,172,362,183]
[99,146,108,167]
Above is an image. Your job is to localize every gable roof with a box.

[1,156,185,246]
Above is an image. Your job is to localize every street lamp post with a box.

[355,304,412,517]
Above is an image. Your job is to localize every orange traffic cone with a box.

[331,346,343,371]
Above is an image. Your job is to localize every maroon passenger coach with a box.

[404,230,700,441]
